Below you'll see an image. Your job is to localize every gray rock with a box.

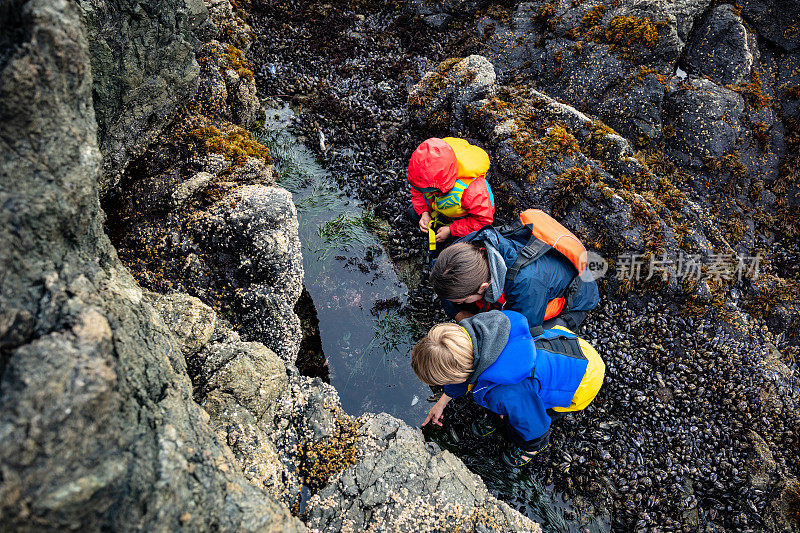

[199,185,304,362]
[204,390,291,501]
[596,68,665,143]
[198,339,288,421]
[305,413,539,532]
[471,1,688,144]
[0,2,302,529]
[745,430,776,491]
[147,291,217,355]
[409,54,496,135]
[205,0,253,50]
[480,3,545,75]
[77,0,209,195]
[407,0,479,18]
[686,5,758,86]
[196,39,261,129]
[664,0,714,44]
[171,171,215,207]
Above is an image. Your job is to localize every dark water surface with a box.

[259,105,430,425]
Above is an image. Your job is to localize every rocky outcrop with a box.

[409,54,496,136]
[77,0,210,195]
[152,291,541,531]
[305,414,536,532]
[103,17,304,362]
[232,1,800,529]
[739,0,800,52]
[405,26,800,533]
[409,0,795,308]
[663,78,745,166]
[407,0,479,27]
[0,1,302,530]
[686,4,757,86]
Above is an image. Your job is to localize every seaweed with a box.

[298,415,359,492]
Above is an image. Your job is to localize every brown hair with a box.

[411,323,474,386]
[430,243,490,300]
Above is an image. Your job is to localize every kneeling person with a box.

[412,310,605,467]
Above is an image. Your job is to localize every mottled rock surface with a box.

[0,1,302,530]
[77,0,209,195]
[306,413,537,532]
[103,7,302,363]
[151,292,542,532]
[686,4,757,86]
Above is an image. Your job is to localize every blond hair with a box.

[411,323,474,386]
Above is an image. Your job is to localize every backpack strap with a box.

[529,325,545,338]
[560,275,584,321]
[496,217,523,235]
[506,235,553,283]
[534,334,587,361]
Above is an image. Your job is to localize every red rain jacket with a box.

[409,137,494,237]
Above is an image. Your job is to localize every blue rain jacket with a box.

[444,311,588,443]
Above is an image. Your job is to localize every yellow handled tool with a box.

[428,212,438,251]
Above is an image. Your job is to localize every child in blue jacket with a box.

[411,310,605,467]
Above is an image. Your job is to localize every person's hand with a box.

[435,225,451,242]
[418,211,431,233]
[454,310,475,322]
[422,394,451,427]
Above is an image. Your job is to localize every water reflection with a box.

[258,106,429,424]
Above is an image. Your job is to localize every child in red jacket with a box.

[408,137,495,244]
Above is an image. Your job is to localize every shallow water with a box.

[259,105,608,533]
[258,105,430,425]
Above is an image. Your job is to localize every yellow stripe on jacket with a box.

[549,326,605,412]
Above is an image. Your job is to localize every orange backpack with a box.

[499,209,588,321]
[519,209,587,273]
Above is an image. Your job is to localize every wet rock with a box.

[171,171,215,207]
[408,0,479,27]
[595,70,665,142]
[0,2,301,529]
[77,0,208,195]
[409,54,496,135]
[196,39,260,129]
[479,0,680,121]
[745,430,776,490]
[664,0,714,45]
[739,0,800,52]
[197,185,303,362]
[686,5,758,86]
[197,338,287,420]
[663,78,744,167]
[204,390,291,501]
[204,0,253,50]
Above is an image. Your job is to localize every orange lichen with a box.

[604,16,660,48]
[545,124,580,155]
[225,44,254,80]
[581,4,606,27]
[726,71,771,109]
